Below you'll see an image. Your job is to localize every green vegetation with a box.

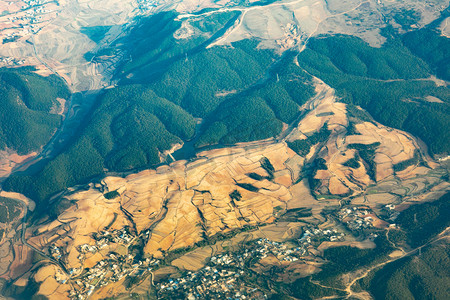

[346,103,373,123]
[119,11,242,80]
[279,207,313,221]
[287,139,311,156]
[315,235,393,288]
[392,9,421,31]
[363,243,450,300]
[297,34,450,155]
[0,68,69,154]
[80,26,112,44]
[299,35,430,81]
[246,158,275,181]
[0,197,22,223]
[195,54,314,147]
[314,158,327,171]
[403,29,450,81]
[124,34,313,148]
[117,11,187,75]
[306,157,329,195]
[360,193,450,300]
[287,123,331,156]
[394,192,450,248]
[287,123,332,195]
[316,111,334,117]
[2,276,43,300]
[260,157,275,180]
[229,190,242,201]
[194,95,283,146]
[148,38,275,117]
[393,150,420,172]
[247,173,265,181]
[346,121,360,136]
[348,142,380,181]
[342,155,360,169]
[104,190,120,199]
[4,86,195,204]
[236,183,260,192]
[288,277,346,299]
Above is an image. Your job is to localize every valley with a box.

[0,0,449,299]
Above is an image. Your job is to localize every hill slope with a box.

[0,68,70,155]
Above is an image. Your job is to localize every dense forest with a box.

[196,54,315,147]
[359,193,450,299]
[363,243,449,300]
[390,192,450,248]
[0,68,70,154]
[403,29,450,81]
[3,86,195,203]
[147,39,276,117]
[118,11,242,80]
[296,33,450,155]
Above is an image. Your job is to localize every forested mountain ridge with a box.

[297,32,450,155]
[0,68,70,155]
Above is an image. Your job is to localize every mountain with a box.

[0,68,70,179]
[0,1,449,299]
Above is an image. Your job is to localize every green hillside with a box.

[403,29,450,81]
[3,86,195,203]
[197,54,315,147]
[148,39,275,117]
[118,11,241,78]
[0,68,70,154]
[297,34,450,155]
[360,193,450,300]
[366,243,450,300]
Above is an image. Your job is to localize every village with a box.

[46,203,388,300]
[156,250,267,300]
[156,226,347,299]
[49,222,349,300]
[45,226,159,300]
[337,206,377,231]
[137,0,158,12]
[47,207,382,300]
[0,0,59,45]
[0,56,25,66]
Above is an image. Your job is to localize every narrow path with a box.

[385,228,406,254]
[344,227,450,299]
[300,0,370,52]
[14,199,69,274]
